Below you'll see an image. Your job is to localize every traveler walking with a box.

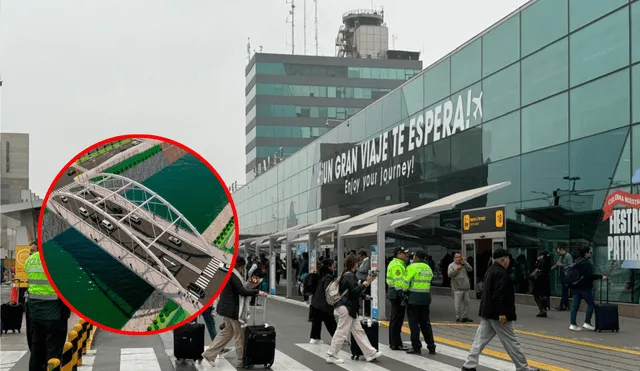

[325,255,382,364]
[462,249,539,371]
[386,247,410,351]
[404,249,436,355]
[24,243,71,371]
[568,246,607,331]
[447,252,473,322]
[309,259,338,343]
[551,246,573,311]
[531,251,551,318]
[202,257,267,368]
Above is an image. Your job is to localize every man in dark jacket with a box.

[569,246,607,331]
[202,257,266,368]
[462,249,539,371]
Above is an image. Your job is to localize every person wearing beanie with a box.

[462,249,539,371]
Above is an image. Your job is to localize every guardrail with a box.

[47,318,97,371]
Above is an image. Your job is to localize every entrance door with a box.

[462,240,476,290]
[492,237,506,252]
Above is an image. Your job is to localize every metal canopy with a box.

[292,234,310,243]
[270,224,307,238]
[276,236,287,242]
[345,182,511,238]
[298,215,351,233]
[339,203,408,227]
[317,229,335,238]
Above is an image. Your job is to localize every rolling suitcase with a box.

[1,302,24,334]
[243,296,276,369]
[173,320,205,364]
[350,296,379,360]
[595,281,619,332]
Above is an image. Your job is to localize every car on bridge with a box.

[100,219,115,232]
[79,207,89,217]
[129,214,141,224]
[187,282,205,299]
[60,196,68,203]
[168,235,182,246]
[108,204,123,214]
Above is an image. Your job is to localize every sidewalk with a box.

[270,289,640,371]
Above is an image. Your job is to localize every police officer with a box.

[385,247,410,351]
[403,248,436,355]
[24,243,70,371]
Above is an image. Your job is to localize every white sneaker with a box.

[582,323,595,331]
[309,339,323,344]
[326,355,344,364]
[366,351,383,362]
[569,325,581,331]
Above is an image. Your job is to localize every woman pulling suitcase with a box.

[325,255,382,364]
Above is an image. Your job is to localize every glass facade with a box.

[246,126,328,145]
[248,62,419,80]
[237,0,640,304]
[255,104,361,120]
[254,83,391,100]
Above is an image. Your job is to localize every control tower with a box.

[336,8,388,59]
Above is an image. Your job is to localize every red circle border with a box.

[37,133,239,336]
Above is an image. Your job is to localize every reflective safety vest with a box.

[403,261,433,306]
[25,252,58,300]
[386,258,407,300]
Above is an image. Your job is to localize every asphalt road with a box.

[3,291,638,370]
[78,139,139,171]
[49,192,225,305]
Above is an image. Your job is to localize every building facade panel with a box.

[245,53,422,179]
[236,0,640,304]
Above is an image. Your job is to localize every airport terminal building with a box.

[234,0,640,310]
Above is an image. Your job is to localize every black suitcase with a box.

[243,296,276,369]
[173,321,205,363]
[595,281,619,332]
[1,302,24,334]
[350,297,378,360]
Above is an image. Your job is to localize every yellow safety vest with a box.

[25,252,58,300]
[386,258,407,300]
[403,261,433,305]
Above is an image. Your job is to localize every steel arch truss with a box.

[74,172,221,259]
[46,192,190,300]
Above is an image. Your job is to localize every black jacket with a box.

[572,259,603,291]
[311,269,335,315]
[216,270,260,320]
[336,271,365,318]
[479,263,517,322]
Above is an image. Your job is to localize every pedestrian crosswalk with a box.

[1,340,513,370]
[193,258,220,291]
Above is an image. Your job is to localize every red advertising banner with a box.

[602,190,640,221]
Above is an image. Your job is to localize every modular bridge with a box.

[47,173,232,317]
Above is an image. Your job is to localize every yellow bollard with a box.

[73,323,84,366]
[78,320,88,354]
[86,324,95,350]
[66,331,78,371]
[48,358,61,371]
[60,342,74,371]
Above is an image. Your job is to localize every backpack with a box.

[325,273,349,306]
[563,258,584,286]
[303,272,319,295]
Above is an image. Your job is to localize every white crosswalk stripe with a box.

[297,343,390,371]
[378,344,459,371]
[78,349,96,370]
[120,348,161,371]
[0,351,27,370]
[0,340,509,370]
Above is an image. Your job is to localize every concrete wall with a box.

[0,133,29,205]
[41,211,71,244]
[119,151,170,184]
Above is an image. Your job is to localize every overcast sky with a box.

[1,0,528,196]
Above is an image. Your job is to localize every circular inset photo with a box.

[38,134,238,335]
